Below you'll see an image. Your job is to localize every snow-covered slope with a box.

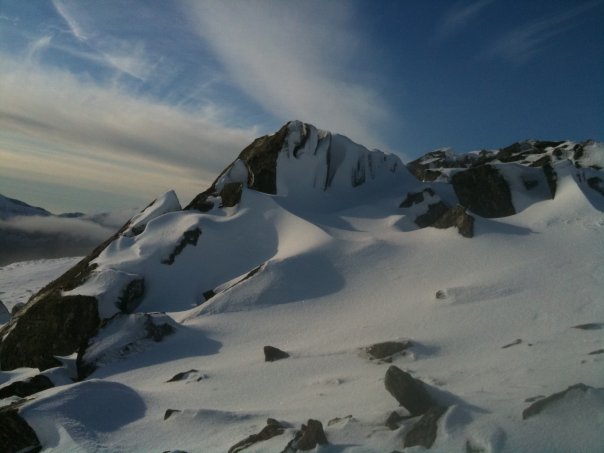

[1,123,602,452]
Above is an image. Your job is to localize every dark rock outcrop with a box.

[403,405,447,449]
[162,227,202,265]
[296,419,328,450]
[572,322,603,330]
[166,369,200,383]
[587,176,604,197]
[116,278,145,313]
[522,383,595,420]
[365,341,412,360]
[0,374,54,399]
[264,346,290,362]
[452,165,515,218]
[385,411,406,430]
[432,205,474,238]
[399,189,436,208]
[384,366,435,416]
[415,201,450,228]
[282,419,328,452]
[228,418,285,453]
[220,182,244,208]
[0,292,100,371]
[0,216,133,371]
[164,409,181,420]
[0,404,42,453]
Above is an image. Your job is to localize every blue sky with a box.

[1,0,603,213]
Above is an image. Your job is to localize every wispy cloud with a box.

[52,0,154,81]
[0,57,257,211]
[184,0,395,150]
[437,0,495,38]
[486,1,600,64]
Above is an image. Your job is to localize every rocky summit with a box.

[0,121,603,452]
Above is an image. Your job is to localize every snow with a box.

[124,190,181,236]
[1,134,603,452]
[0,257,81,317]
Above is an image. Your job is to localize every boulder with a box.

[415,202,450,228]
[296,419,328,451]
[0,404,41,453]
[228,418,285,453]
[403,405,447,449]
[384,366,435,416]
[399,189,436,208]
[451,165,515,218]
[432,205,474,238]
[264,346,290,362]
[0,292,100,371]
[365,341,412,360]
[0,374,54,399]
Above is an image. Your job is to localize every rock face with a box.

[432,205,474,238]
[0,216,132,372]
[0,404,41,453]
[384,366,435,416]
[264,346,290,362]
[162,227,202,265]
[0,374,54,399]
[452,165,515,218]
[0,292,100,371]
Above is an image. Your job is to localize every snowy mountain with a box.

[1,121,603,452]
[0,196,138,266]
[0,194,51,220]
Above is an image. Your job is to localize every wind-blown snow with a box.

[1,133,603,452]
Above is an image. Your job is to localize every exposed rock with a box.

[164,409,181,420]
[238,124,290,194]
[435,290,447,300]
[0,216,133,371]
[415,201,450,228]
[399,189,436,208]
[144,315,175,342]
[0,299,8,321]
[365,341,412,360]
[10,302,25,316]
[452,165,515,218]
[166,369,203,383]
[295,419,328,451]
[162,227,202,265]
[167,369,198,382]
[572,322,603,330]
[220,182,244,208]
[588,349,604,355]
[432,205,474,238]
[403,405,447,449]
[327,415,353,426]
[587,176,604,197]
[0,292,100,371]
[116,278,145,313]
[501,339,523,349]
[264,345,290,362]
[0,374,54,399]
[522,383,594,419]
[543,163,557,198]
[385,411,406,430]
[202,290,216,301]
[228,419,285,453]
[0,404,42,453]
[384,366,435,416]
